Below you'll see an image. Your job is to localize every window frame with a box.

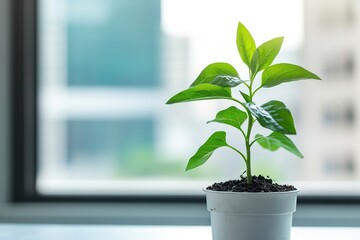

[10,0,360,208]
[11,0,38,202]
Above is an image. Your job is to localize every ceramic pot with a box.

[204,188,299,240]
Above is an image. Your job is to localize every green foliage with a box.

[262,63,321,88]
[240,91,251,103]
[246,100,296,135]
[250,37,283,77]
[255,132,303,158]
[166,83,232,104]
[186,131,228,171]
[236,22,256,66]
[190,62,243,87]
[207,106,247,131]
[166,21,321,184]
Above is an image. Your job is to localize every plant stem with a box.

[227,144,247,163]
[249,136,262,147]
[252,86,262,97]
[245,108,253,184]
[230,78,255,184]
[245,71,255,184]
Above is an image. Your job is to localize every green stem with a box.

[243,82,251,90]
[249,136,262,147]
[245,108,253,184]
[230,90,253,184]
[227,144,247,163]
[244,73,256,184]
[249,74,254,98]
[252,86,262,97]
[229,97,246,108]
[239,128,247,141]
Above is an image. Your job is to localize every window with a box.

[12,0,360,200]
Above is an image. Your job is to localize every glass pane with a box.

[66,1,161,87]
[37,0,359,196]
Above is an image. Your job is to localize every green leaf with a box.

[186,131,228,171]
[250,37,284,76]
[207,106,247,131]
[246,100,296,134]
[262,63,321,88]
[255,132,303,158]
[190,63,243,88]
[240,91,251,103]
[166,83,232,104]
[236,22,256,66]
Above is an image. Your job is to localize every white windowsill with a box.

[37,179,360,197]
[0,224,359,240]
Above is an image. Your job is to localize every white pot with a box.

[204,188,299,240]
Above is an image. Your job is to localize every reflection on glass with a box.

[38,0,360,195]
[67,0,161,86]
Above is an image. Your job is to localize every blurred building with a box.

[302,0,360,180]
[38,0,192,186]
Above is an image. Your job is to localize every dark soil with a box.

[206,175,296,192]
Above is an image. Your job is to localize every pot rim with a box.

[203,187,299,195]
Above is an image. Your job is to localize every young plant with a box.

[166,22,320,184]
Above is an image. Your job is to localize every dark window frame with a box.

[12,0,38,202]
[10,0,360,205]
